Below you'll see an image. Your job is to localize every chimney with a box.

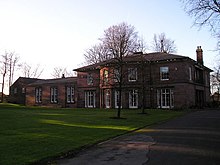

[196,46,203,65]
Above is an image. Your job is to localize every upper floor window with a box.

[114,68,120,82]
[195,68,204,84]
[66,86,74,103]
[14,88,17,94]
[189,67,192,81]
[128,68,137,82]
[104,70,109,84]
[51,87,58,103]
[87,73,93,85]
[35,87,42,103]
[160,67,169,80]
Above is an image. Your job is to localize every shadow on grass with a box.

[109,116,127,120]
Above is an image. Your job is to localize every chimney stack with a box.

[196,46,203,65]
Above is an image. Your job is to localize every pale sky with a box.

[0,0,218,93]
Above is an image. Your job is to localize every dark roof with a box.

[28,77,77,86]
[74,52,190,72]
[11,77,42,86]
[124,52,189,62]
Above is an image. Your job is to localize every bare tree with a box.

[0,52,9,102]
[84,44,111,65]
[8,52,19,87]
[21,62,44,78]
[84,22,146,65]
[210,65,220,104]
[51,67,75,78]
[151,33,177,53]
[100,22,145,118]
[182,0,220,51]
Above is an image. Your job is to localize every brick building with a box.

[74,46,212,109]
[25,77,77,108]
[9,77,40,104]
[9,46,212,109]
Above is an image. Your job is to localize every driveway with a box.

[56,110,220,165]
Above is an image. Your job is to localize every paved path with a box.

[56,110,220,165]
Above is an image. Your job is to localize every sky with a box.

[0,0,218,93]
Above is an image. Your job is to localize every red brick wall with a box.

[26,80,77,108]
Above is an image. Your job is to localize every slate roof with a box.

[74,52,190,72]
[12,77,42,86]
[28,77,77,86]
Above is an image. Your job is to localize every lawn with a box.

[0,103,185,165]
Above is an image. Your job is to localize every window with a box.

[103,70,109,84]
[160,67,169,80]
[189,67,192,81]
[157,88,174,108]
[87,73,93,85]
[128,68,137,82]
[129,89,138,108]
[22,87,25,94]
[105,89,110,108]
[14,88,17,94]
[51,87,58,103]
[114,69,120,82]
[66,87,74,103]
[115,90,122,108]
[35,87,42,103]
[85,91,96,108]
[195,68,204,84]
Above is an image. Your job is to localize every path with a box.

[56,110,220,165]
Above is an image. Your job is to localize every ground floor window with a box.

[35,87,42,103]
[105,89,110,108]
[66,86,74,103]
[51,87,58,103]
[115,90,122,108]
[157,88,174,108]
[129,89,138,108]
[85,91,96,108]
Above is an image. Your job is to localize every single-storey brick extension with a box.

[9,46,212,109]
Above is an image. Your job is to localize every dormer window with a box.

[160,67,169,80]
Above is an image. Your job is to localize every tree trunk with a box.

[1,73,5,103]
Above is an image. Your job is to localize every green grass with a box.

[0,103,185,165]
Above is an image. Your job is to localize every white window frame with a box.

[160,67,169,80]
[129,89,138,108]
[87,73,93,85]
[35,87,42,103]
[157,88,174,109]
[85,91,96,108]
[51,87,58,103]
[128,68,137,82]
[114,69,120,82]
[105,89,110,108]
[115,90,122,108]
[66,86,74,103]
